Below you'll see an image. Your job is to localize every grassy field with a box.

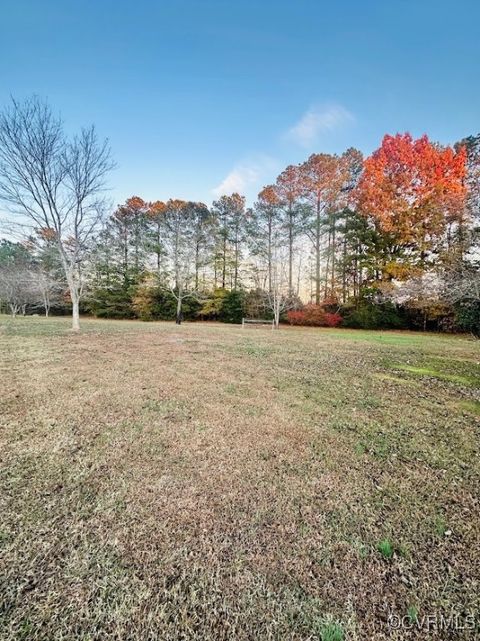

[1,316,479,640]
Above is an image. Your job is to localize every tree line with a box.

[0,96,479,334]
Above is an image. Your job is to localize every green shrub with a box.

[87,285,136,319]
[198,288,228,320]
[455,300,480,338]
[219,289,245,323]
[132,285,201,321]
[342,300,405,330]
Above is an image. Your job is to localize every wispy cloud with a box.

[284,104,354,148]
[212,155,277,199]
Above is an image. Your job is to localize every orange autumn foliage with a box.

[275,164,304,205]
[258,185,280,207]
[148,200,166,216]
[357,133,467,250]
[37,227,57,241]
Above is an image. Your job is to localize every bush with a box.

[87,285,136,319]
[287,304,342,327]
[132,286,176,320]
[323,312,343,327]
[198,288,245,323]
[219,289,245,324]
[244,288,270,319]
[198,289,228,320]
[132,285,201,321]
[287,310,306,325]
[455,300,480,338]
[342,300,405,330]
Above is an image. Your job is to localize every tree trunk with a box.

[195,241,200,290]
[267,216,272,293]
[234,236,239,290]
[176,294,182,325]
[43,293,50,317]
[156,223,162,280]
[222,238,226,289]
[288,205,293,293]
[330,215,336,296]
[274,303,280,329]
[71,292,80,331]
[324,228,331,299]
[315,201,321,304]
[65,264,81,331]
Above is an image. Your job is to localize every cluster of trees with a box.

[0,236,64,317]
[0,97,479,334]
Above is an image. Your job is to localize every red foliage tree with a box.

[356,133,467,277]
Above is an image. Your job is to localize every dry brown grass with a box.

[1,316,479,640]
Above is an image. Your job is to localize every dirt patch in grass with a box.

[1,317,479,640]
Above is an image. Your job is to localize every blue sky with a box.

[1,0,479,207]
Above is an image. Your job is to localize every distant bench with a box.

[241,318,274,329]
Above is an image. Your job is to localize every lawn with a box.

[1,316,479,640]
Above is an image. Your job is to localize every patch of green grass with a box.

[377,539,394,559]
[407,605,419,623]
[359,395,381,409]
[354,441,367,456]
[0,530,11,547]
[364,433,391,460]
[459,400,480,415]
[434,515,448,537]
[239,342,272,358]
[319,621,345,641]
[396,364,475,386]
[321,327,461,347]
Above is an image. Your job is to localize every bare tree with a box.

[0,96,114,330]
[0,264,35,316]
[443,264,480,305]
[266,246,297,329]
[33,267,64,316]
[380,273,443,331]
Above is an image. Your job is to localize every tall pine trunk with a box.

[288,205,293,293]
[315,199,321,304]
[330,214,336,296]
[222,237,226,289]
[267,216,272,293]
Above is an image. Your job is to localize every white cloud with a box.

[212,165,258,197]
[284,104,354,148]
[212,155,277,199]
